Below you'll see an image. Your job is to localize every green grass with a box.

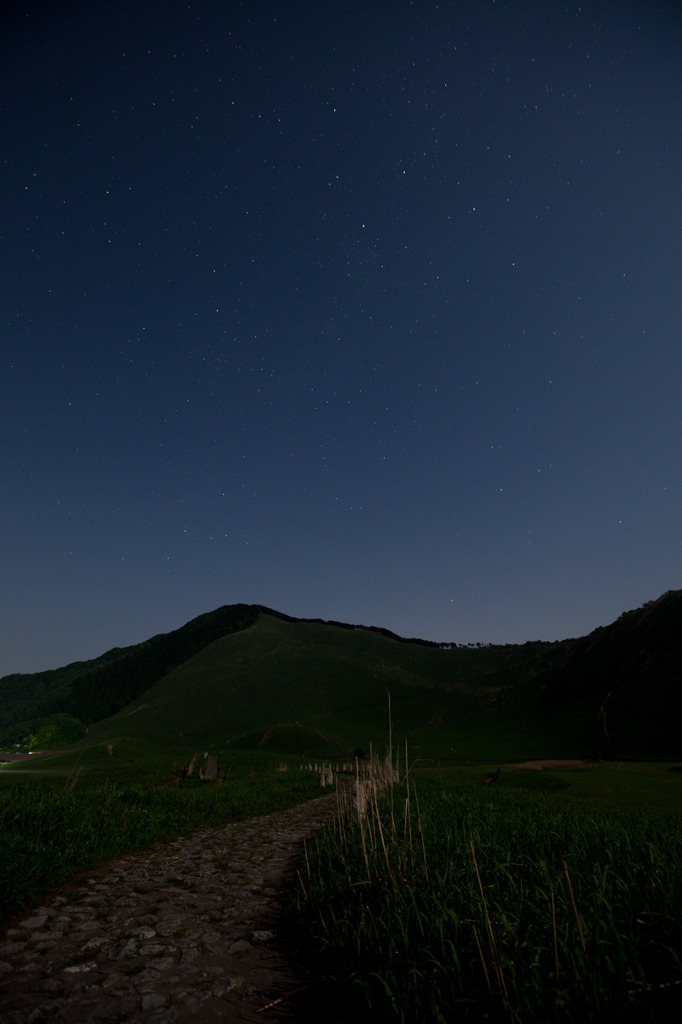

[432,761,682,813]
[0,751,321,924]
[67,615,579,763]
[552,762,682,812]
[295,766,682,1022]
[3,738,682,1024]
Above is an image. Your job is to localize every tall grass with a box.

[296,767,682,1022]
[0,758,319,924]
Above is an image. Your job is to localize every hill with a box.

[1,591,681,766]
[538,590,682,759]
[0,604,266,748]
[82,613,554,763]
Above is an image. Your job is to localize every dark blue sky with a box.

[2,0,681,676]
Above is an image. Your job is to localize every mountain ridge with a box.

[1,591,680,761]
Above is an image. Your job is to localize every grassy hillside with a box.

[68,602,682,770]
[0,603,456,749]
[0,605,264,747]
[73,614,571,765]
[2,592,681,776]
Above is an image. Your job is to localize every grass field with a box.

[0,750,321,924]
[294,760,682,1023]
[2,738,681,1021]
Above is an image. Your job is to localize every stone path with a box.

[0,793,339,1023]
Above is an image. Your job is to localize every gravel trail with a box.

[0,793,339,1023]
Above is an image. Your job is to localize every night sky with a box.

[2,0,681,677]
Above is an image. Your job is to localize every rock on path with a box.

[0,793,339,1023]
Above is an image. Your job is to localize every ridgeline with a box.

[1,591,680,764]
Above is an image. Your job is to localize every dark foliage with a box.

[537,590,682,759]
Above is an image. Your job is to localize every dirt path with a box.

[0,793,339,1023]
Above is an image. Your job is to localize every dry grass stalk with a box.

[414,784,429,882]
[359,815,371,881]
[550,878,560,993]
[562,859,586,956]
[470,840,509,1006]
[563,858,600,1013]
[473,924,492,992]
[404,738,412,847]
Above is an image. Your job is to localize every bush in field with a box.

[22,713,87,751]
